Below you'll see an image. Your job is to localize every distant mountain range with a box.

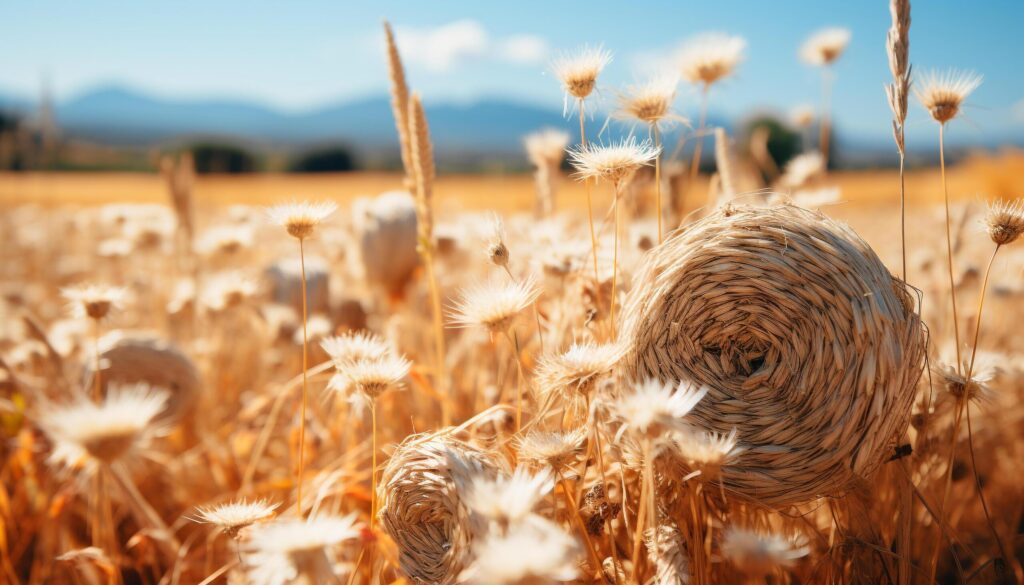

[1,84,1015,168]
[0,84,735,156]
[0,85,591,152]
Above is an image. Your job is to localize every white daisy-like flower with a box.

[266,201,337,240]
[524,128,570,169]
[459,516,580,585]
[616,74,684,128]
[536,342,623,397]
[672,428,743,476]
[320,331,394,366]
[464,467,554,527]
[194,499,280,538]
[800,27,851,66]
[551,45,612,110]
[244,513,362,585]
[914,69,982,124]
[721,527,810,575]
[40,383,169,472]
[779,151,826,189]
[197,224,255,256]
[61,284,128,321]
[327,354,411,400]
[202,270,259,311]
[517,428,586,473]
[568,137,660,187]
[449,275,541,334]
[678,32,746,86]
[614,379,709,439]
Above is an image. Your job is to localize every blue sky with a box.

[2,0,1022,145]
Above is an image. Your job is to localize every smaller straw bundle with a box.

[83,333,201,423]
[378,432,507,584]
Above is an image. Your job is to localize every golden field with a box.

[3,9,1024,585]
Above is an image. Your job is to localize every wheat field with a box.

[2,6,1024,585]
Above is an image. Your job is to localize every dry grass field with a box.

[2,9,1024,585]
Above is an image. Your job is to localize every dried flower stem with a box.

[580,101,601,288]
[653,124,663,243]
[370,401,378,526]
[110,464,180,559]
[504,329,526,432]
[689,85,710,181]
[296,237,309,516]
[92,318,102,401]
[939,124,962,370]
[820,67,834,165]
[610,183,622,336]
[555,470,604,579]
[585,395,620,578]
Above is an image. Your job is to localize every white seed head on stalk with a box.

[914,69,982,124]
[41,383,168,471]
[193,499,279,539]
[61,284,128,321]
[800,27,851,66]
[266,201,337,240]
[679,32,747,86]
[551,45,612,102]
[568,137,660,187]
[449,275,541,334]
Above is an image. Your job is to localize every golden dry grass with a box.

[3,147,1023,213]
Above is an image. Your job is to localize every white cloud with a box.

[397,19,488,72]
[1013,98,1024,124]
[498,35,549,65]
[395,20,548,73]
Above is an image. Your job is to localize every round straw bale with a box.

[378,432,506,584]
[84,332,201,424]
[619,203,925,505]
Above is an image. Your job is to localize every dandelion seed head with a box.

[450,276,541,334]
[800,27,851,66]
[914,69,982,124]
[679,32,746,86]
[537,342,622,397]
[464,467,554,527]
[618,75,681,126]
[721,527,810,575]
[614,379,709,439]
[266,201,337,240]
[61,284,128,321]
[984,199,1024,245]
[329,354,411,400]
[517,429,586,473]
[552,45,612,101]
[320,331,393,365]
[41,383,168,468]
[459,516,579,585]
[194,499,279,539]
[568,137,660,186]
[524,129,570,168]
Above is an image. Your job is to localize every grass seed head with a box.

[914,69,982,124]
[266,201,337,240]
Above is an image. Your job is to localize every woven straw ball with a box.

[84,332,201,423]
[620,204,925,506]
[378,432,506,585]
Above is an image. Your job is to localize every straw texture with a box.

[378,432,506,584]
[619,203,925,505]
[84,333,201,423]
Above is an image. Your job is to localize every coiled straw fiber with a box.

[620,203,925,505]
[84,332,201,424]
[378,432,506,584]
